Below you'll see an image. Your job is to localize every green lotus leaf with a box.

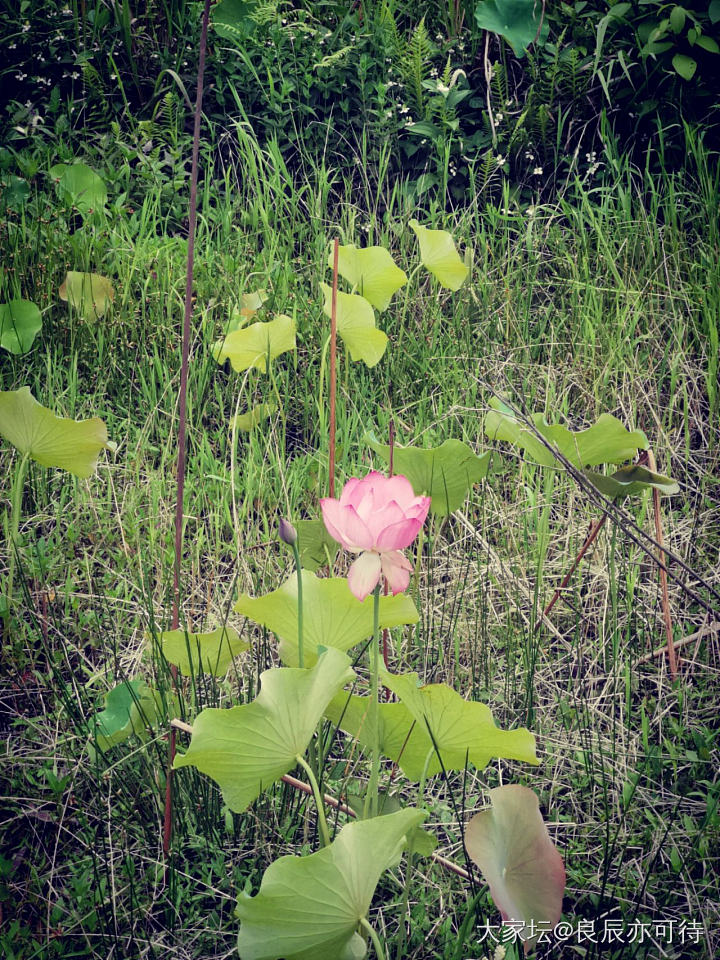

[409,220,468,291]
[343,790,437,857]
[293,518,339,572]
[212,0,257,40]
[0,300,42,355]
[484,399,648,468]
[320,283,388,367]
[231,402,277,432]
[59,271,114,321]
[0,387,112,478]
[88,680,160,759]
[235,571,419,667]
[367,432,493,516]
[326,674,537,781]
[585,464,679,500]
[158,625,250,676]
[475,0,550,57]
[213,314,296,372]
[466,785,565,950]
[174,648,355,812]
[331,244,408,311]
[50,161,107,213]
[236,808,426,960]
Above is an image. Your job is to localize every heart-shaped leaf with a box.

[158,625,250,676]
[50,161,107,213]
[231,402,277,432]
[326,673,537,781]
[466,785,565,954]
[320,284,388,367]
[213,314,295,372]
[409,220,468,291]
[0,300,42,354]
[294,518,339,572]
[88,680,160,759]
[235,571,419,667]
[174,648,355,812]
[59,271,115,321]
[0,387,112,478]
[236,808,426,960]
[585,464,679,499]
[367,433,493,515]
[475,0,550,57]
[331,244,408,311]
[484,399,648,468]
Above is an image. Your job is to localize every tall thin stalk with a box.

[363,584,382,820]
[329,238,339,498]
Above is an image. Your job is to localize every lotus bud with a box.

[278,517,298,547]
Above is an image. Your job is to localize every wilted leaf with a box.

[174,648,355,812]
[0,300,42,354]
[466,785,565,953]
[88,680,160,759]
[213,314,295,372]
[50,162,107,213]
[294,518,339,572]
[59,271,114,321]
[409,220,468,290]
[332,244,408,311]
[585,464,679,499]
[0,387,111,478]
[475,0,550,57]
[320,284,388,367]
[158,625,250,676]
[236,809,426,960]
[231,402,277,431]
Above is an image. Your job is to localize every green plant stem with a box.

[364,583,382,820]
[291,541,304,668]
[359,916,386,960]
[4,451,30,635]
[452,888,487,960]
[295,754,330,847]
[395,749,434,960]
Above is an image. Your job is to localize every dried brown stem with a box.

[536,515,607,631]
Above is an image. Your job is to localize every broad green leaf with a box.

[474,0,550,57]
[326,673,537,781]
[331,244,408,311]
[672,53,697,80]
[237,808,426,960]
[88,680,160,759]
[50,162,107,213]
[0,387,112,478]
[484,399,648,468]
[294,518,339,572]
[213,0,257,40]
[710,0,720,25]
[344,790,437,857]
[669,5,686,33]
[158,625,250,676]
[585,464,679,499]
[235,571,419,667]
[367,432,493,516]
[0,300,42,354]
[409,220,468,290]
[59,271,114,321]
[174,648,355,812]
[320,284,388,367]
[2,175,29,208]
[213,314,295,372]
[466,786,565,951]
[225,290,269,334]
[231,402,277,431]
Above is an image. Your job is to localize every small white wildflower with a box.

[494,112,503,124]
[496,154,505,166]
[533,166,543,175]
[22,21,30,32]
[15,72,27,80]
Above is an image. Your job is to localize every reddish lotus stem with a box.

[163,0,212,861]
[329,239,339,498]
[536,514,607,631]
[647,449,678,680]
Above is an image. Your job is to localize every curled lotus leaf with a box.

[231,402,277,432]
[50,161,107,213]
[88,679,160,759]
[585,464,679,499]
[409,220,468,291]
[59,272,115,321]
[0,300,42,355]
[213,314,296,372]
[331,243,408,311]
[320,283,388,367]
[158,625,250,676]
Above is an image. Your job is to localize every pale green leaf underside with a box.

[235,571,419,667]
[0,300,42,355]
[231,402,277,431]
[326,673,537,780]
[59,271,115,321]
[89,680,160,757]
[213,314,296,372]
[331,243,408,311]
[174,648,355,812]
[484,399,648,468]
[293,518,339,572]
[237,809,426,960]
[159,625,250,676]
[585,464,679,499]
[0,387,111,478]
[320,283,388,367]
[409,220,468,290]
[367,433,493,515]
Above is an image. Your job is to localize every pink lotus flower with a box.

[320,472,431,601]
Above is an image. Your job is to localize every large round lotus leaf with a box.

[585,464,679,499]
[59,271,114,321]
[320,284,388,367]
[330,244,408,311]
[367,432,493,516]
[409,220,468,291]
[158,625,250,676]
[0,300,42,355]
[484,398,649,468]
[50,161,107,213]
[475,0,550,57]
[88,680,160,758]
[213,314,295,372]
[234,571,419,667]
[0,387,112,478]
[236,808,426,960]
[174,648,355,812]
[466,785,565,952]
[326,673,537,781]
